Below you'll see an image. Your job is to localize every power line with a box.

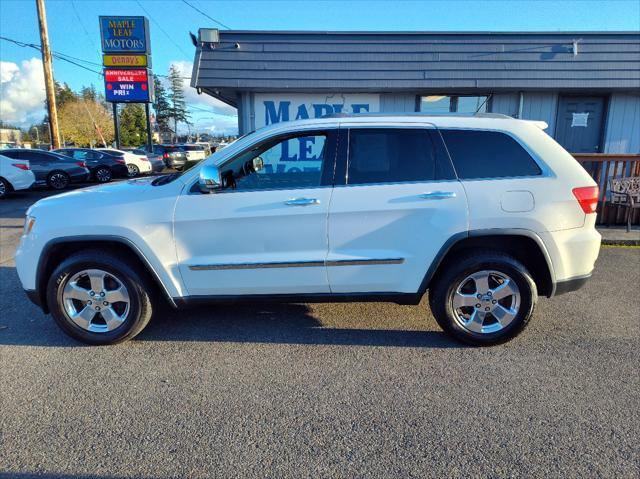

[0,35,103,76]
[180,0,231,29]
[70,0,100,54]
[135,0,192,58]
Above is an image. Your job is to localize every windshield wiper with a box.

[151,172,180,186]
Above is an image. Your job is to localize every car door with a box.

[173,129,338,297]
[23,151,48,182]
[326,126,468,294]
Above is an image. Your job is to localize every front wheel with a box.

[429,251,537,346]
[47,250,153,344]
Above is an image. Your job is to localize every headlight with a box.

[23,216,36,236]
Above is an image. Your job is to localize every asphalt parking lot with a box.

[0,187,638,478]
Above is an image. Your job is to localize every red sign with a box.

[104,68,148,83]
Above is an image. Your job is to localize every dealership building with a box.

[191,30,640,154]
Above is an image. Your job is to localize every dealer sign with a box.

[104,68,152,102]
[99,16,150,54]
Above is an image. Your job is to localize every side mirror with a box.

[253,156,264,172]
[198,164,222,193]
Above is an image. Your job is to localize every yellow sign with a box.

[102,54,148,67]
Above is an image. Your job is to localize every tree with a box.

[167,66,190,142]
[58,99,114,147]
[119,104,147,147]
[152,75,171,136]
[54,81,76,109]
[80,85,98,102]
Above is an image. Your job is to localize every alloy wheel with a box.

[451,270,520,334]
[95,168,111,182]
[127,164,139,177]
[61,269,130,333]
[49,172,69,190]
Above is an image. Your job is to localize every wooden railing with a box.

[572,153,640,226]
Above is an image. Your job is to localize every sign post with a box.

[99,16,153,150]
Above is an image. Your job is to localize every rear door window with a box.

[346,128,454,185]
[440,129,542,179]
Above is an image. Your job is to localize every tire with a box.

[47,171,70,190]
[429,250,537,346]
[0,177,10,199]
[46,250,153,345]
[94,167,112,183]
[126,164,140,177]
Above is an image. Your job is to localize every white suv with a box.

[15,114,601,345]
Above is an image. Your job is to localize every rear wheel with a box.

[126,164,140,177]
[0,177,10,198]
[429,251,537,346]
[47,250,153,344]
[47,171,70,190]
[94,167,112,183]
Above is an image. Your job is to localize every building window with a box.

[420,95,489,113]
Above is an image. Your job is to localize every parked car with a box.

[181,144,207,161]
[146,144,187,170]
[0,154,36,198]
[54,148,129,183]
[96,148,152,177]
[16,114,601,345]
[124,148,165,173]
[1,149,89,190]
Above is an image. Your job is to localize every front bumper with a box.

[24,288,44,310]
[554,273,592,296]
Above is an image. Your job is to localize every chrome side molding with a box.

[189,258,405,271]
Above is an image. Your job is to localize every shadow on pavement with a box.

[0,263,459,350]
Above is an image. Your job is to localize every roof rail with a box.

[323,112,514,119]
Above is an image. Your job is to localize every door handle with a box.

[419,191,457,200]
[284,197,320,206]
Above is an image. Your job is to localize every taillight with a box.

[76,161,87,168]
[140,156,149,161]
[12,163,30,170]
[572,186,599,214]
[115,159,126,164]
[163,152,169,159]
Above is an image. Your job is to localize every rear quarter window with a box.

[440,129,542,179]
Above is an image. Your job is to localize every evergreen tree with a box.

[54,81,76,108]
[152,75,171,136]
[80,85,98,102]
[167,65,190,142]
[119,104,147,147]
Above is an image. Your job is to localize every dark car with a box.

[1,149,90,190]
[124,148,165,173]
[54,148,129,183]
[142,145,187,170]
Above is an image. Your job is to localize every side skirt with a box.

[173,292,423,307]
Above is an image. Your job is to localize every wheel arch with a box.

[420,229,555,298]
[36,236,177,313]
[0,176,14,192]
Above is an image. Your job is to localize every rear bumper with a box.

[111,165,130,178]
[554,273,592,296]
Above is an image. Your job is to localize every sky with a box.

[1,0,639,134]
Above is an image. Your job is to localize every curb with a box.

[601,240,640,246]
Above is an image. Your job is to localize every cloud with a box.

[0,58,47,126]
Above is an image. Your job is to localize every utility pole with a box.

[35,0,60,149]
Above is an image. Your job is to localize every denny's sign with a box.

[103,54,149,67]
